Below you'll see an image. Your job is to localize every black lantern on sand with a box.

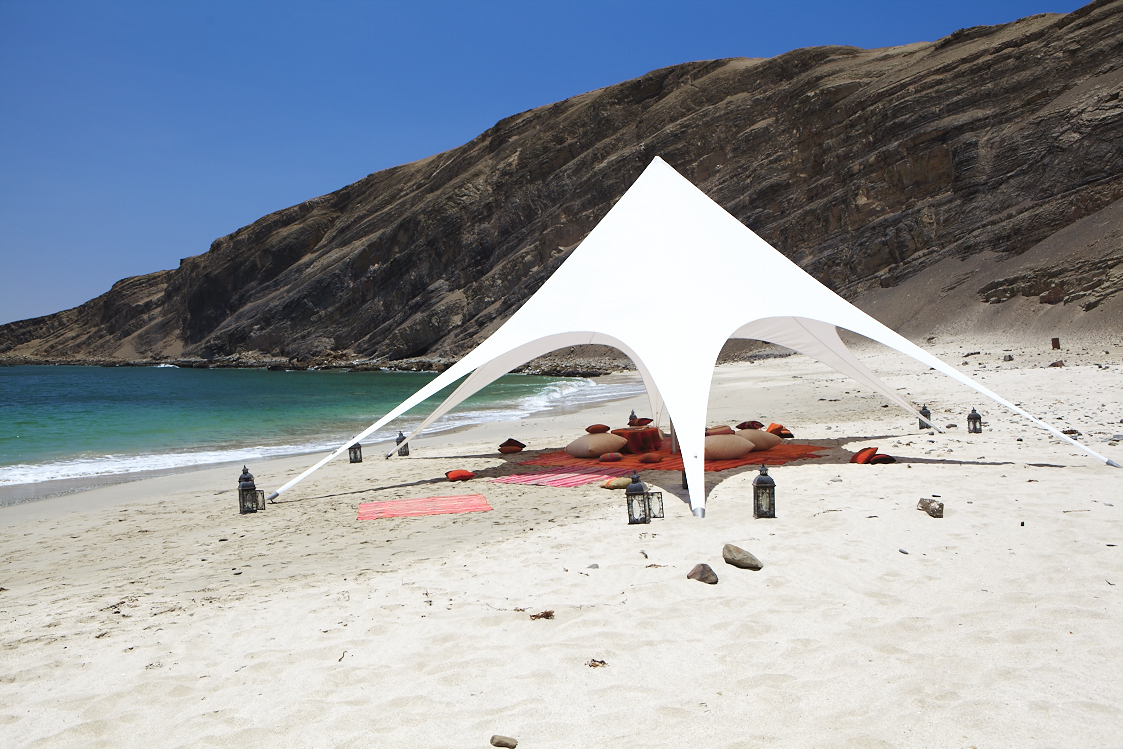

[752,465,776,519]
[967,408,983,434]
[396,431,410,456]
[625,471,664,524]
[238,466,265,514]
[919,405,932,430]
[348,443,363,463]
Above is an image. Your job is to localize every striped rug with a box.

[357,494,492,520]
[491,464,634,488]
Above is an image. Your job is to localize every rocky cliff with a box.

[3,0,1121,367]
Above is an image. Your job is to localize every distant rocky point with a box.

[2,0,1120,369]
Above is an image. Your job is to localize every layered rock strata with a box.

[2,0,1121,367]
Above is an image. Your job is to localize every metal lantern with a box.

[625,471,664,524]
[919,404,932,430]
[629,409,637,423]
[238,466,265,514]
[396,431,409,457]
[348,443,363,463]
[967,408,983,434]
[752,465,776,519]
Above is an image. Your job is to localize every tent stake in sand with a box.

[265,158,1118,512]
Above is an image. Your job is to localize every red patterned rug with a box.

[357,494,492,520]
[519,442,827,472]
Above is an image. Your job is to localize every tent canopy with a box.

[268,158,1117,514]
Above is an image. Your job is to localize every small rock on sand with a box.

[722,544,763,570]
[491,736,518,748]
[917,498,944,517]
[687,563,719,584]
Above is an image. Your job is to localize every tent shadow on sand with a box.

[282,439,1020,506]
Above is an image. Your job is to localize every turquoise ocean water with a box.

[0,365,644,502]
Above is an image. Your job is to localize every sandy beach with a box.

[1,336,1120,747]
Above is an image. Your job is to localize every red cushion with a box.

[705,426,735,436]
[500,438,526,448]
[586,424,610,434]
[639,452,663,463]
[445,469,475,481]
[868,453,896,464]
[628,417,654,426]
[850,447,877,464]
[598,452,623,462]
[737,420,764,430]
[498,445,523,454]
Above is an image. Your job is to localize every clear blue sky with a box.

[0,0,1086,325]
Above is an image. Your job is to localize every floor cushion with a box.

[705,425,735,436]
[639,452,663,463]
[767,423,795,438]
[736,428,782,451]
[586,424,610,434]
[445,469,475,481]
[499,445,523,454]
[565,432,628,458]
[704,434,755,460]
[850,447,878,464]
[598,452,623,462]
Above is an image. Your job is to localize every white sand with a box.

[1,337,1120,747]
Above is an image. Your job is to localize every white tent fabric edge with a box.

[266,158,1118,508]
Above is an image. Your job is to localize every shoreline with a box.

[0,371,647,523]
[0,370,646,509]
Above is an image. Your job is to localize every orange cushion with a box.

[704,434,755,460]
[868,453,896,464]
[565,432,627,458]
[639,452,663,463]
[445,469,475,481]
[736,429,782,451]
[598,452,623,462]
[737,420,764,430]
[586,424,610,434]
[705,426,735,436]
[850,447,877,464]
[628,417,653,426]
[767,423,794,438]
[498,445,523,454]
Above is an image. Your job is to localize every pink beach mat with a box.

[491,464,634,488]
[357,494,492,520]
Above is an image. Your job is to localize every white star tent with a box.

[267,158,1117,514]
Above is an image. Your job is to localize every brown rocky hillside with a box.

[2,0,1121,368]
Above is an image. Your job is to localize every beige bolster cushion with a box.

[565,432,628,458]
[703,434,755,460]
[736,429,782,451]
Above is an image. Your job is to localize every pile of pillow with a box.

[701,424,785,460]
